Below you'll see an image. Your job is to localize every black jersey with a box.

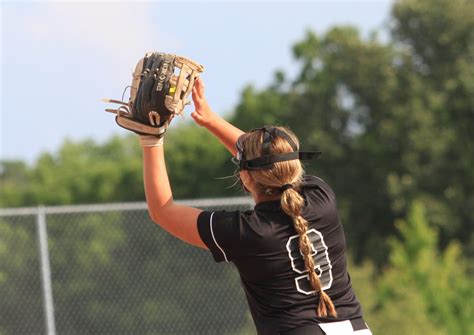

[197,175,363,334]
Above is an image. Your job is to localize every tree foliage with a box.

[368,201,474,334]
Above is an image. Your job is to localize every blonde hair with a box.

[242,126,337,318]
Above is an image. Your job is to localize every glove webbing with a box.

[165,56,204,115]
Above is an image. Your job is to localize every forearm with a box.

[142,145,173,219]
[206,114,245,156]
[142,143,206,248]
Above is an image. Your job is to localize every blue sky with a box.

[1,0,393,164]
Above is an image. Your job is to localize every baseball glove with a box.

[103,52,204,137]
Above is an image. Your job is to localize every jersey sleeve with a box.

[197,210,242,263]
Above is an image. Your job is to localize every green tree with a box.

[29,136,144,205]
[165,125,238,198]
[0,161,35,207]
[0,127,236,209]
[390,0,474,259]
[370,201,473,335]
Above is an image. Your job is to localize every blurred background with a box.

[1,0,473,334]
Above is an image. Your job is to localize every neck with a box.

[252,192,281,204]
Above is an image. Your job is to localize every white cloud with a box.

[17,2,181,65]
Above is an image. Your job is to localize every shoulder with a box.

[300,174,336,200]
[300,175,339,224]
[197,209,256,262]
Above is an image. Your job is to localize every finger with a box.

[193,77,203,97]
[196,78,205,97]
[192,88,204,106]
[192,86,199,102]
[193,81,201,96]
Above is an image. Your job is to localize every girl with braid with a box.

[141,77,371,334]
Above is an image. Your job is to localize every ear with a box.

[239,170,256,193]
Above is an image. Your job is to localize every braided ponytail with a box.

[281,188,337,318]
[240,126,337,318]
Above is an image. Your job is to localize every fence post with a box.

[36,206,56,335]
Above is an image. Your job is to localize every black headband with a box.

[233,126,322,171]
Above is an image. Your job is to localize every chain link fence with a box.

[0,197,256,335]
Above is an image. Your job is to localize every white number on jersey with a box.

[286,228,333,295]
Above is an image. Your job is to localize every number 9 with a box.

[286,228,333,295]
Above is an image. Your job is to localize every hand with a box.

[191,77,217,127]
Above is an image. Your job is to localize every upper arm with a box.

[149,204,208,250]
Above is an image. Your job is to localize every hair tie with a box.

[281,183,293,192]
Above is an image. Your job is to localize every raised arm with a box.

[191,78,245,155]
[142,141,207,249]
[142,77,244,250]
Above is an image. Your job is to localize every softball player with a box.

[141,77,372,335]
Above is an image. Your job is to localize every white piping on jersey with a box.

[209,212,229,262]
